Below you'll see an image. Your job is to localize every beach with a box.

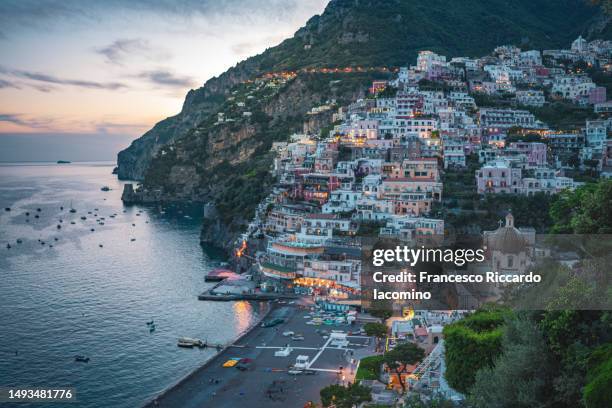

[145,300,374,408]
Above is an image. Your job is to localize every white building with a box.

[552,75,596,101]
[516,90,545,107]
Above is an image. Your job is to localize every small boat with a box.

[6,244,10,249]
[34,215,39,219]
[54,238,58,241]
[69,209,77,213]
[99,244,103,248]
[81,216,86,220]
[177,337,204,348]
[146,320,154,326]
[60,206,64,210]
[57,160,71,164]
[74,355,89,363]
[4,207,10,211]
[149,325,156,333]
[57,225,61,229]
[25,212,30,216]
[16,239,22,244]
[130,238,136,242]
[90,228,95,232]
[36,208,41,212]
[100,186,111,192]
[70,221,75,225]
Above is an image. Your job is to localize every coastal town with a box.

[153,36,612,407]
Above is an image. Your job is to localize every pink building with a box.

[589,87,607,105]
[476,160,522,194]
[508,142,547,167]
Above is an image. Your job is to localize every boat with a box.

[146,320,154,326]
[57,160,71,164]
[16,239,22,244]
[57,225,61,229]
[74,355,89,363]
[149,325,156,333]
[69,201,76,213]
[6,244,11,249]
[4,207,10,211]
[81,216,86,220]
[100,186,111,192]
[177,337,204,348]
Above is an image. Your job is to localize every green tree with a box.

[383,342,425,393]
[550,180,612,234]
[469,316,555,408]
[364,322,388,352]
[319,383,372,408]
[443,308,508,393]
[584,344,612,408]
[370,308,393,322]
[404,394,457,408]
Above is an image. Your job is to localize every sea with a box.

[0,162,264,408]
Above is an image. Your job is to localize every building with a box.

[515,90,545,107]
[479,108,537,129]
[483,213,535,275]
[552,75,596,102]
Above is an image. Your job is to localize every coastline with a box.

[142,300,274,407]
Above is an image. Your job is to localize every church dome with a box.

[485,213,528,254]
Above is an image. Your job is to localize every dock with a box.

[197,291,298,301]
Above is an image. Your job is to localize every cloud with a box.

[137,69,198,88]
[0,113,53,128]
[0,65,127,90]
[95,38,169,65]
[0,78,19,89]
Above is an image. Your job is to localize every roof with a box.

[384,177,437,182]
[414,327,428,337]
[303,213,338,219]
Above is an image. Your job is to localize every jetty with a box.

[198,291,298,301]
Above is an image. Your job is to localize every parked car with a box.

[236,358,253,371]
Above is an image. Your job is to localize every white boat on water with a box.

[177,337,204,348]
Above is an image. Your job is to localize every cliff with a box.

[116,0,607,181]
[116,0,609,251]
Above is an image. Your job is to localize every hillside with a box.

[117,0,607,181]
[116,0,609,250]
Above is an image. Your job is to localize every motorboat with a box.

[74,355,89,363]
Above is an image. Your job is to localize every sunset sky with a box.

[0,0,328,159]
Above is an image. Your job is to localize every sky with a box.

[0,0,328,161]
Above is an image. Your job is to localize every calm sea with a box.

[0,162,263,408]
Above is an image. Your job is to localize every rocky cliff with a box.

[116,0,609,251]
[117,0,607,181]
